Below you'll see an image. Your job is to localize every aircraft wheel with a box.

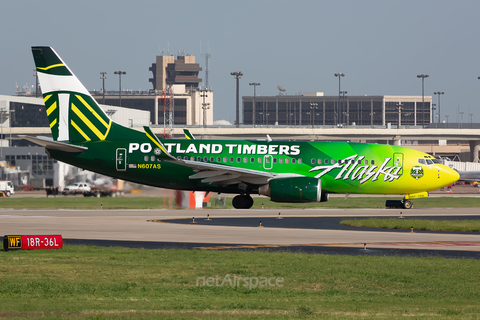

[245,195,254,209]
[403,200,412,209]
[232,195,253,209]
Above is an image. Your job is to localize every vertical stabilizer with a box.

[32,46,113,142]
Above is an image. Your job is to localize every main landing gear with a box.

[232,194,254,209]
[385,199,413,209]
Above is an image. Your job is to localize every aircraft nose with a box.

[441,165,460,186]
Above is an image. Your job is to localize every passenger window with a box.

[144,156,149,162]
[197,157,201,161]
[364,160,368,165]
[273,158,277,163]
[258,157,262,163]
[298,158,302,164]
[250,157,255,163]
[243,157,248,163]
[311,159,316,164]
[279,158,283,164]
[371,160,375,165]
[237,157,241,163]
[204,157,208,162]
[210,157,215,162]
[318,159,322,164]
[331,159,335,164]
[184,156,188,160]
[325,158,329,164]
[292,159,296,164]
[285,158,290,164]
[223,157,227,162]
[217,157,221,162]
[151,156,156,161]
[266,157,270,163]
[230,157,234,162]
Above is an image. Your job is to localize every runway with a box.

[1,207,480,258]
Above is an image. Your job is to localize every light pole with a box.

[100,72,107,105]
[114,71,126,107]
[249,82,260,125]
[396,103,403,129]
[231,71,243,128]
[417,74,429,127]
[33,69,39,97]
[200,89,210,128]
[310,102,318,128]
[445,115,449,125]
[433,91,444,124]
[340,91,347,125]
[459,111,464,128]
[470,113,474,128]
[334,73,345,126]
[432,104,436,126]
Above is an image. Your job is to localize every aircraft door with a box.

[263,155,273,170]
[393,153,404,175]
[116,148,127,171]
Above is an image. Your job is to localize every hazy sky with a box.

[1,0,479,123]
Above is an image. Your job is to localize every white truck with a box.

[0,181,15,197]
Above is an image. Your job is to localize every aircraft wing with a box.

[182,160,274,186]
[143,126,275,186]
[20,135,88,153]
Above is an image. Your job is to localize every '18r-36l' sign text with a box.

[3,235,63,251]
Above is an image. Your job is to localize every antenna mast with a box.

[161,85,173,138]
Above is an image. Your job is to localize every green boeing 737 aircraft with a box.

[26,47,459,209]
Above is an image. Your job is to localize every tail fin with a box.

[32,46,113,142]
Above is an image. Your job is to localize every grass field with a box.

[0,196,479,209]
[341,218,480,232]
[1,245,480,319]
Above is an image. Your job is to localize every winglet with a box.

[183,129,195,140]
[143,126,177,160]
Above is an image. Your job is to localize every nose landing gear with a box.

[385,199,413,209]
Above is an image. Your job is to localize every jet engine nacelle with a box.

[259,177,327,203]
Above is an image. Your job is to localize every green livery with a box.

[28,47,459,209]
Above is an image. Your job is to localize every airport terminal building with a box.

[242,94,433,127]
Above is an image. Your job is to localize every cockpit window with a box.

[418,158,436,165]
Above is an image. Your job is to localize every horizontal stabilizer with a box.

[20,135,88,153]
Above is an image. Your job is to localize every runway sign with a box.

[3,235,63,251]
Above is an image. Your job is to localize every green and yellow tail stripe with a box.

[71,103,111,141]
[49,118,57,128]
[76,95,109,128]
[36,64,65,71]
[46,101,57,116]
[71,120,91,141]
